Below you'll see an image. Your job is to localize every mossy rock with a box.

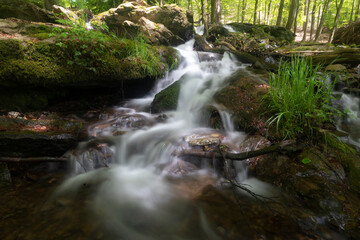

[0,0,57,23]
[0,33,178,111]
[312,48,360,67]
[151,79,181,113]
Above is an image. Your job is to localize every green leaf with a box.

[301,158,312,164]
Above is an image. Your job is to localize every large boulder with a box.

[151,79,181,113]
[0,0,57,23]
[91,0,193,45]
[0,18,179,111]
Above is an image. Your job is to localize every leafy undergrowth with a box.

[265,56,341,139]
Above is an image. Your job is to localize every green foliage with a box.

[301,158,312,164]
[266,56,340,139]
[50,19,110,71]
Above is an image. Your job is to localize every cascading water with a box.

[56,39,248,239]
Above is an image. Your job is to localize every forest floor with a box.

[294,30,330,43]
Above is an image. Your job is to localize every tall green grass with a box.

[266,56,338,139]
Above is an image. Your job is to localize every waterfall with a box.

[55,39,246,239]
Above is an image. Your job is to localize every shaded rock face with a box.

[251,142,360,239]
[52,5,79,21]
[0,18,179,111]
[0,113,82,157]
[0,0,57,23]
[332,21,360,46]
[91,1,193,45]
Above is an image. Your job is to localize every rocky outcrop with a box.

[0,0,57,23]
[0,113,82,157]
[91,0,193,45]
[151,79,181,113]
[0,18,179,111]
[52,5,79,21]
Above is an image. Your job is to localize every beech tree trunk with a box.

[267,0,272,25]
[276,0,285,26]
[211,0,221,23]
[315,0,331,41]
[350,0,356,23]
[241,0,247,23]
[356,0,360,22]
[302,0,311,41]
[286,0,298,30]
[253,0,259,24]
[259,0,263,24]
[310,0,317,41]
[328,0,344,43]
[293,0,300,34]
[201,0,209,35]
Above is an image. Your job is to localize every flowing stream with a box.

[56,39,250,239]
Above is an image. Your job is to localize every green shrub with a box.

[266,56,340,139]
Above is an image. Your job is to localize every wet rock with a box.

[252,143,360,238]
[68,143,114,174]
[91,0,193,45]
[151,79,181,113]
[0,163,11,187]
[0,114,82,157]
[213,69,274,137]
[184,133,224,147]
[238,135,271,171]
[0,0,57,23]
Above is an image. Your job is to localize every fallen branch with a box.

[0,156,69,163]
[177,140,304,161]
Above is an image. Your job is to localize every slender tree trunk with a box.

[237,0,241,22]
[328,0,344,42]
[356,0,360,22]
[349,0,356,23]
[315,0,331,41]
[241,0,247,23]
[211,0,221,24]
[302,0,311,41]
[310,0,317,40]
[267,0,272,25]
[276,0,285,26]
[159,0,164,7]
[253,0,259,24]
[201,0,209,35]
[259,0,263,24]
[293,0,300,34]
[286,0,298,30]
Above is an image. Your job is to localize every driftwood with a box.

[176,140,304,161]
[0,157,69,163]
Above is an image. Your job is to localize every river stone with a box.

[184,133,223,147]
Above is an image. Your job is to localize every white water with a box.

[56,39,251,239]
[335,92,360,149]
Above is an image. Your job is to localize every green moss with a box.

[0,39,24,59]
[151,79,181,113]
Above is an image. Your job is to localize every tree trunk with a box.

[159,0,164,7]
[253,0,259,24]
[267,0,272,25]
[201,0,209,36]
[259,0,263,24]
[293,0,300,34]
[211,0,221,24]
[310,0,317,41]
[315,0,331,41]
[276,0,285,26]
[349,0,356,23]
[302,0,311,41]
[328,0,344,43]
[356,0,360,22]
[286,0,298,30]
[241,0,247,23]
